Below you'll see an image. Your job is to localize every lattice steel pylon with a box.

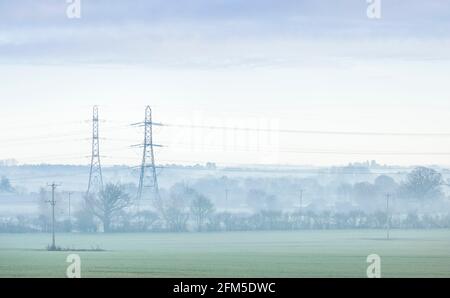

[87,105,104,195]
[135,106,162,201]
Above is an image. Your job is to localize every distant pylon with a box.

[135,106,162,201]
[87,105,104,195]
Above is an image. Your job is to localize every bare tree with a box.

[74,203,97,232]
[162,193,189,232]
[134,210,160,232]
[164,205,189,232]
[161,184,196,232]
[401,167,443,201]
[0,176,14,193]
[85,183,131,232]
[190,195,214,231]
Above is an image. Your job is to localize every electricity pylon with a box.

[134,106,162,201]
[87,105,104,195]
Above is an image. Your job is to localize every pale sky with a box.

[1,0,450,167]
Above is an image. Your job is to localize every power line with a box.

[148,141,450,156]
[160,123,450,138]
[0,132,88,144]
[0,120,85,131]
[0,122,135,145]
[7,166,133,182]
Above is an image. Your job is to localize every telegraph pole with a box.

[225,188,229,211]
[299,189,303,215]
[47,182,60,250]
[386,193,391,240]
[298,188,304,228]
[67,192,72,232]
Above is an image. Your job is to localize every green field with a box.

[0,230,449,277]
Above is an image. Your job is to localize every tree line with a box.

[0,166,449,233]
[2,209,450,233]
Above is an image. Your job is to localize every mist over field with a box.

[1,160,449,233]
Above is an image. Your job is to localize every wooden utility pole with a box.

[225,188,229,211]
[298,188,304,229]
[67,191,72,232]
[299,189,303,215]
[386,193,391,240]
[47,182,60,250]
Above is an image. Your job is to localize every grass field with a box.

[0,229,449,277]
